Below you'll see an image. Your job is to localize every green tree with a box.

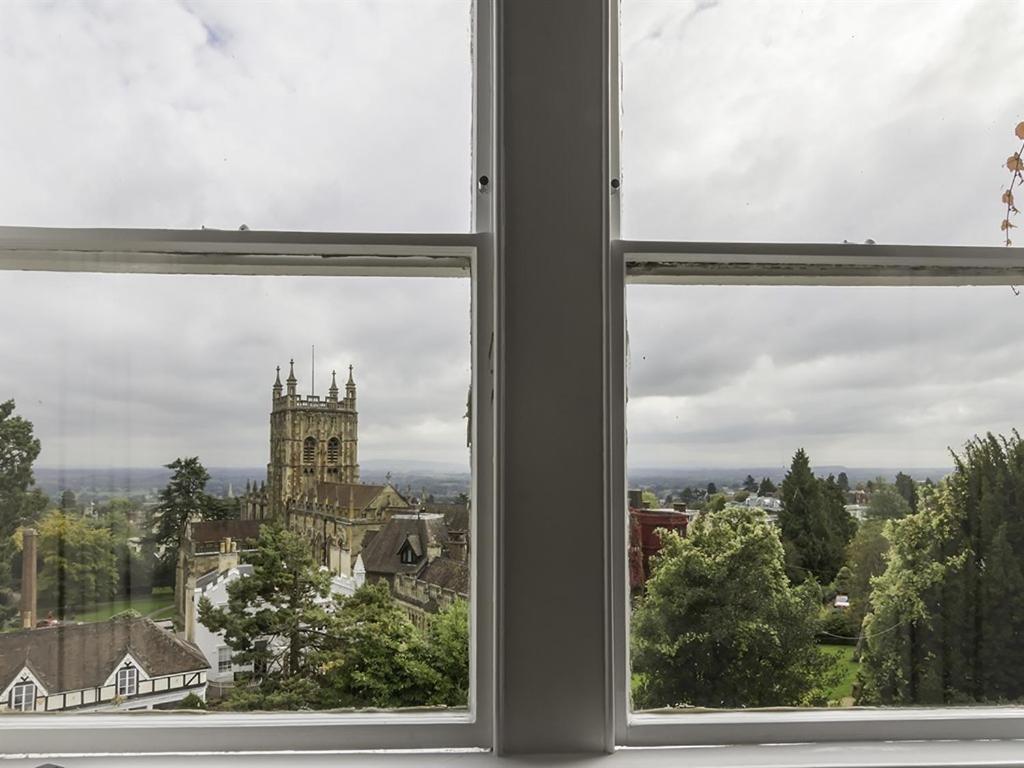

[742,474,758,493]
[706,492,727,512]
[837,472,850,494]
[706,482,717,496]
[631,506,839,709]
[427,599,470,707]
[317,582,440,709]
[778,450,854,584]
[866,482,912,521]
[844,519,889,630]
[148,457,215,571]
[0,400,45,625]
[200,524,332,685]
[894,471,918,514]
[757,477,777,496]
[859,433,1024,704]
[37,509,119,613]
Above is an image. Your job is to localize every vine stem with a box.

[1004,138,1024,246]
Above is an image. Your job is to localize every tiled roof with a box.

[0,616,209,695]
[297,482,411,513]
[360,514,449,577]
[188,518,261,544]
[418,557,470,597]
[424,502,469,531]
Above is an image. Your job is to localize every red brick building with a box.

[628,492,689,594]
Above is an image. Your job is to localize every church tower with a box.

[267,360,359,519]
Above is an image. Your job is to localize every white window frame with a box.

[116,667,139,699]
[3,1,1024,763]
[217,648,233,675]
[10,683,35,713]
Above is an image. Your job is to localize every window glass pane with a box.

[627,283,1024,709]
[0,270,471,713]
[620,1,1024,245]
[0,1,472,232]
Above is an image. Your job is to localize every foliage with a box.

[866,482,912,521]
[176,692,207,710]
[317,583,441,709]
[859,433,1024,705]
[199,524,332,680]
[37,509,119,612]
[893,472,918,514]
[742,475,758,493]
[757,477,777,496]
[0,400,44,622]
[778,450,855,585]
[706,482,717,496]
[426,599,470,707]
[732,490,750,503]
[640,489,659,509]
[148,457,233,572]
[837,472,850,494]
[706,493,727,513]
[631,506,840,709]
[844,519,889,629]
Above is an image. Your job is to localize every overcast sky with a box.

[1,1,1022,473]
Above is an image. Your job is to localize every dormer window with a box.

[400,545,417,565]
[116,667,137,697]
[10,682,35,711]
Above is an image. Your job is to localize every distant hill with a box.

[32,463,471,504]
[628,465,952,491]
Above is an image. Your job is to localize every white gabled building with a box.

[0,616,208,712]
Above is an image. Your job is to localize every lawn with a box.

[57,594,175,623]
[820,643,859,705]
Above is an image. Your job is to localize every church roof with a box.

[418,557,470,596]
[301,482,410,513]
[0,616,208,695]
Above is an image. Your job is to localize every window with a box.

[5,1,1023,764]
[327,437,340,465]
[302,437,317,465]
[218,647,233,674]
[116,667,138,698]
[9,683,35,712]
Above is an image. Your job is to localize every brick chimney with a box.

[20,528,37,629]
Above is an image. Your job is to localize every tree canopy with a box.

[778,450,855,584]
[0,400,45,626]
[631,505,839,709]
[859,433,1024,705]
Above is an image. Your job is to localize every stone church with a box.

[241,360,415,577]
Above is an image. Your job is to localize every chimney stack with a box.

[20,528,37,630]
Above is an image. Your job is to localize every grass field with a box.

[820,643,859,705]
[57,594,175,623]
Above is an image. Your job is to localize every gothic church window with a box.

[327,437,340,464]
[302,437,316,465]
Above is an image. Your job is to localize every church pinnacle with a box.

[328,369,339,402]
[346,364,356,401]
[272,365,283,398]
[286,359,297,396]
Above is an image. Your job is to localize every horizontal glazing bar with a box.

[620,240,1024,284]
[0,227,478,276]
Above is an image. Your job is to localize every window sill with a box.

[8,741,1024,768]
